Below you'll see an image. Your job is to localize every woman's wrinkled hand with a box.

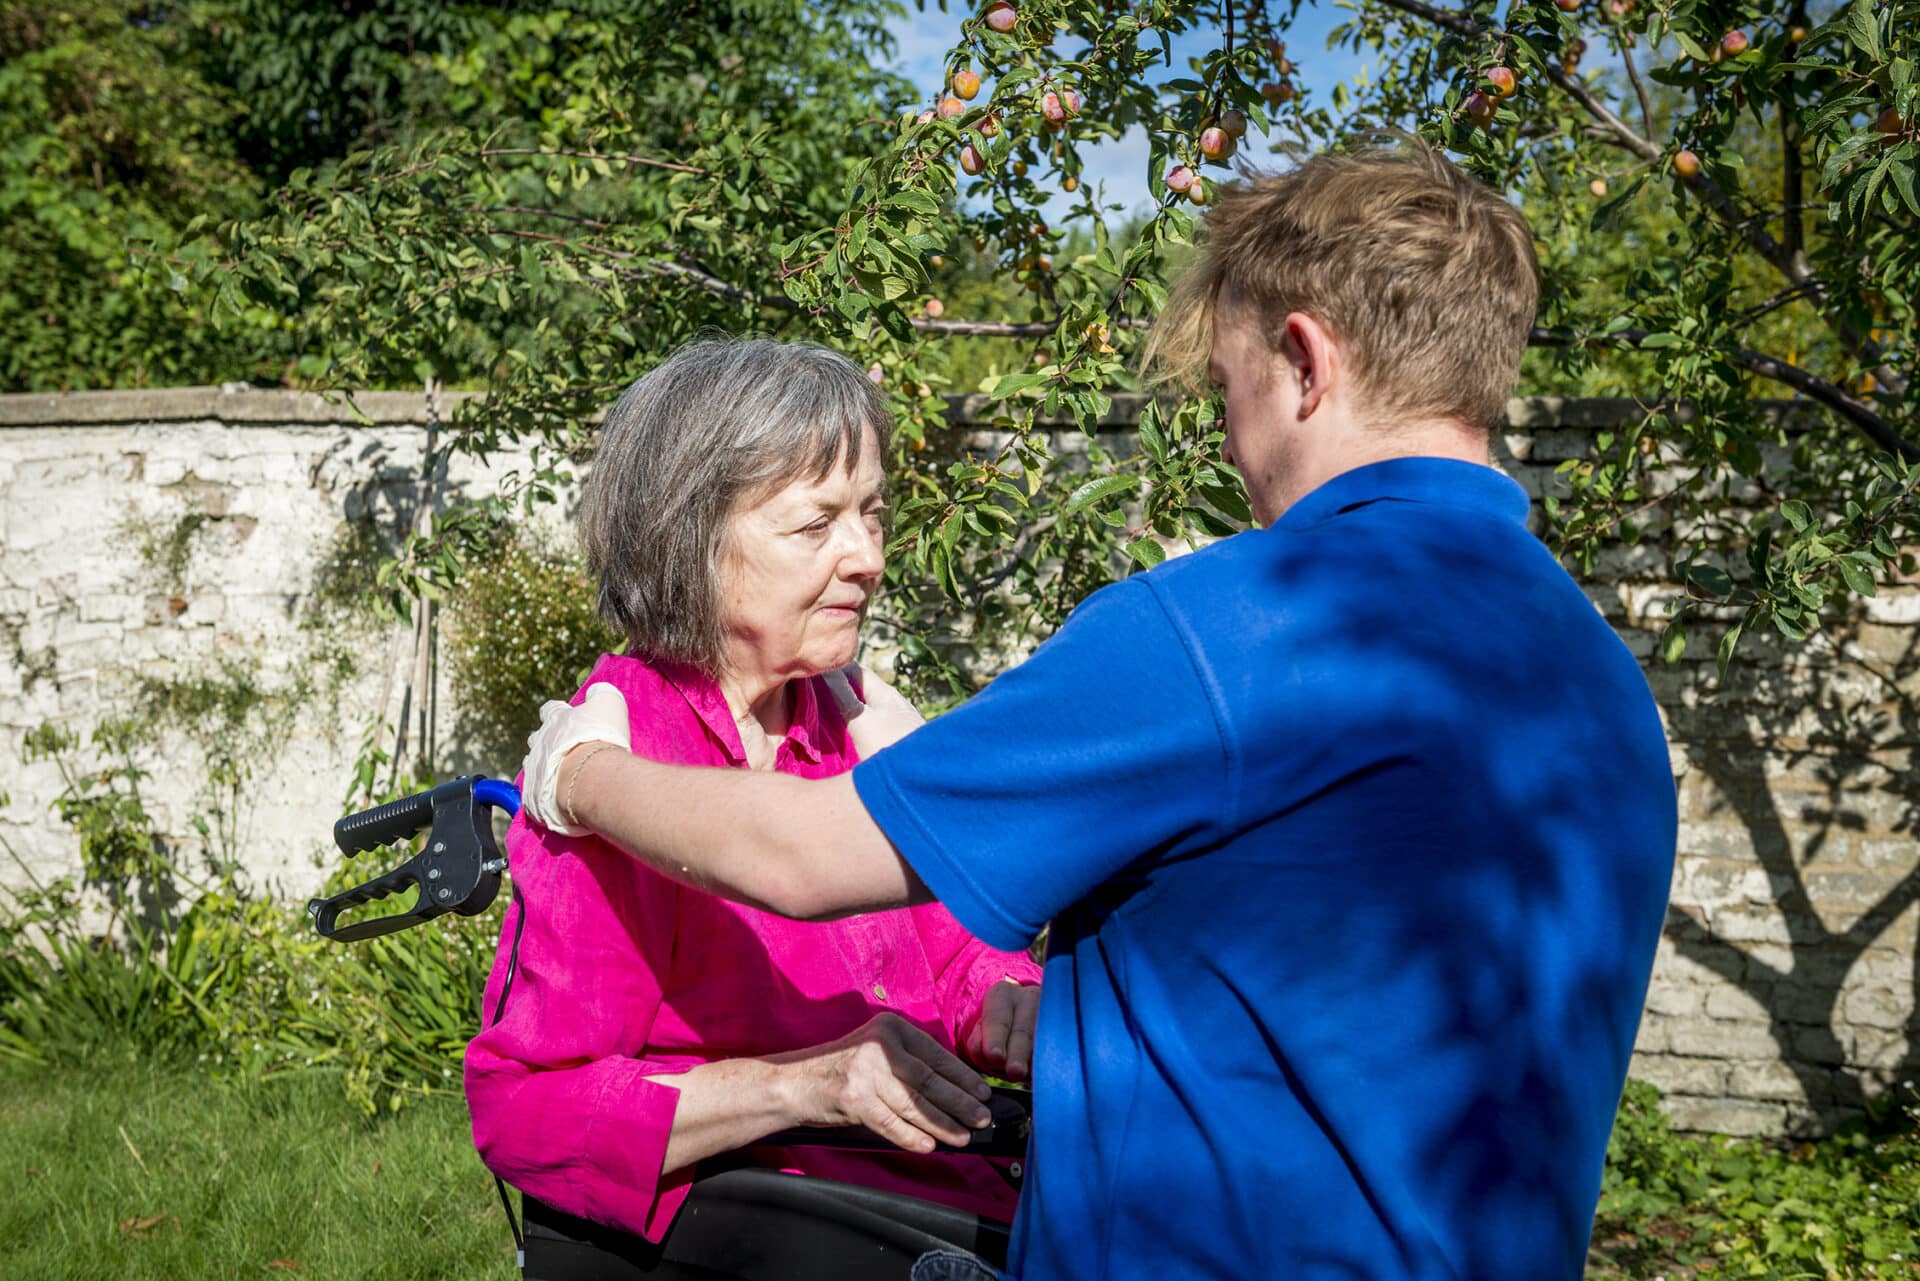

[774,1012,994,1154]
[965,980,1040,1082]
[522,681,632,834]
[822,662,927,759]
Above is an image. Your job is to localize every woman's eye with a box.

[804,518,832,535]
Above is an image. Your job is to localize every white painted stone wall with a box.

[4,387,1919,1137]
[0,387,541,901]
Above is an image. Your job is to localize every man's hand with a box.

[822,662,927,759]
[965,980,1040,1082]
[522,682,631,834]
[773,1013,994,1153]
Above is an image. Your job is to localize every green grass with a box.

[9,1064,1920,1279]
[0,1065,515,1281]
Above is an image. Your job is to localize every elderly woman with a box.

[464,337,1041,1244]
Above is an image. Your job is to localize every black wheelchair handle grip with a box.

[334,789,436,856]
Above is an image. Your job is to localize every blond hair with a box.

[1144,137,1539,431]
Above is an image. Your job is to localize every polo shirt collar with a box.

[1275,457,1530,531]
[655,658,825,766]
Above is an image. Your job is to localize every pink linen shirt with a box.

[464,652,1041,1242]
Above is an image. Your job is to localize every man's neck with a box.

[1276,417,1491,520]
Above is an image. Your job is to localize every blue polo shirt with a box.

[854,458,1676,1281]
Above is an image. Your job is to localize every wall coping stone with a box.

[0,386,1830,432]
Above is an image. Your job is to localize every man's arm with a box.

[531,576,1231,946]
[565,746,930,920]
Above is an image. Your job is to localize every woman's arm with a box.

[647,1013,995,1170]
[469,832,991,1238]
[912,904,1043,1080]
[465,825,691,1238]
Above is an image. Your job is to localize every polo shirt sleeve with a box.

[853,576,1236,952]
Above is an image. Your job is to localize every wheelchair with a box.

[310,776,1026,1281]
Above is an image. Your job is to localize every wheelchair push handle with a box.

[309,776,521,942]
[332,789,437,857]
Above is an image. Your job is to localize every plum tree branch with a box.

[634,256,1152,337]
[1616,31,1657,140]
[1529,326,1919,462]
[1781,1,1810,265]
[517,220,1914,461]
[911,317,1150,336]
[475,146,715,177]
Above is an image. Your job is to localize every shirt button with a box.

[1009,1161,1023,1178]
[872,982,888,1001]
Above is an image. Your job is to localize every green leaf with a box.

[1138,411,1167,465]
[1590,175,1648,231]
[1716,622,1744,679]
[876,303,915,341]
[833,291,871,322]
[1888,146,1919,216]
[1660,623,1688,665]
[1066,474,1139,512]
[1845,0,1883,60]
[1780,500,1813,532]
[885,190,940,216]
[1838,558,1877,597]
[1199,483,1252,524]
[1687,565,1733,597]
[987,373,1049,400]
[1125,537,1167,569]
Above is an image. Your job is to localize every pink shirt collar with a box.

[651,656,828,767]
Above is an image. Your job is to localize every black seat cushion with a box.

[521,1166,1013,1281]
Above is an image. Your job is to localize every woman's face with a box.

[718,425,887,687]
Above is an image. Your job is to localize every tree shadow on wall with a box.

[1660,616,1920,1132]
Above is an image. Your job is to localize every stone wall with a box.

[3,386,1918,1137]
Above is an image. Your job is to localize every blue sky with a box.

[876,1,1374,222]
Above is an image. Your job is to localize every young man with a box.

[523,140,1678,1280]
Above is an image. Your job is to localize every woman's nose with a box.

[840,520,884,580]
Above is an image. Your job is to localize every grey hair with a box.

[578,336,894,673]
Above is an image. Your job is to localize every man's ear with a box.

[1285,313,1338,419]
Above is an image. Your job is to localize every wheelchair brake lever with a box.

[309,776,515,941]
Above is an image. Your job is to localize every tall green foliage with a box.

[0,737,503,1114]
[1593,1080,1920,1275]
[0,1,286,389]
